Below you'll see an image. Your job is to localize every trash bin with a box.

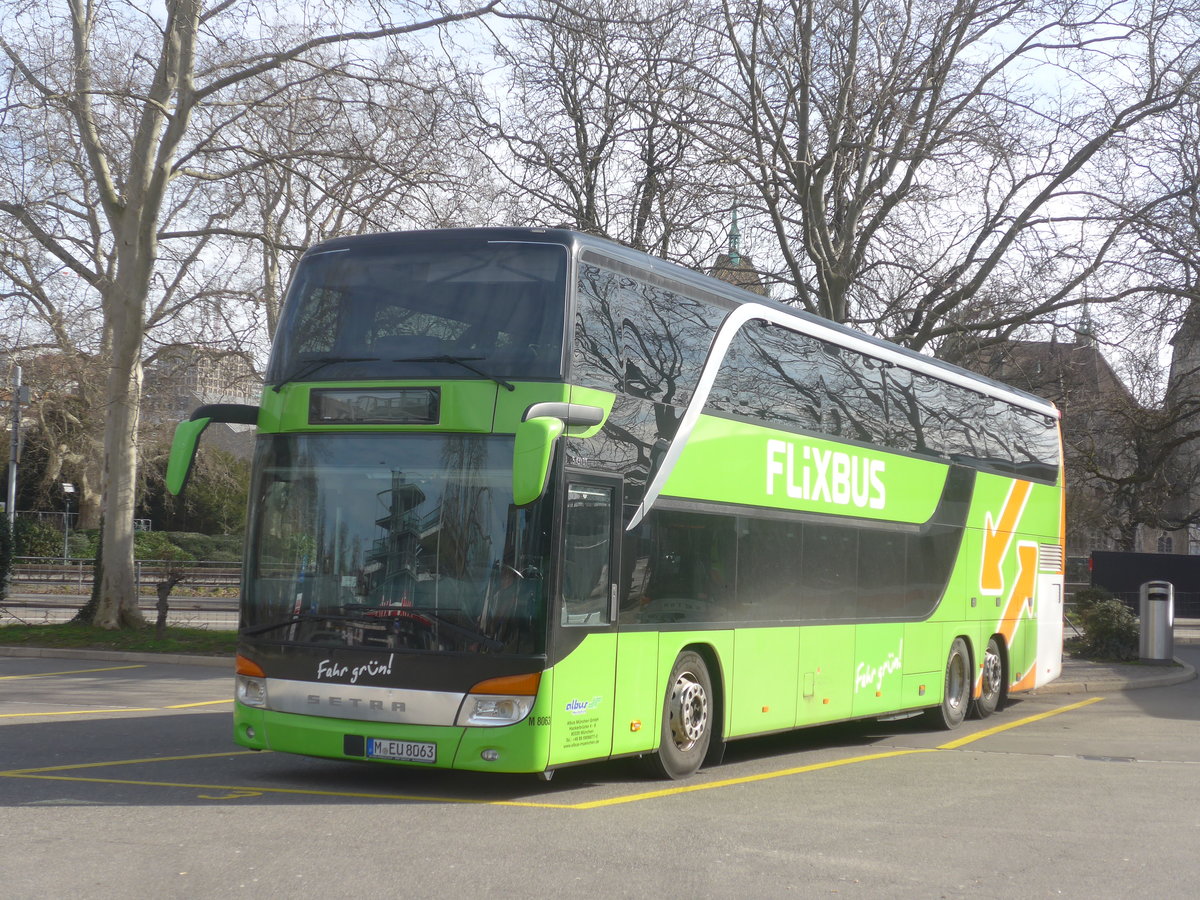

[1139,581,1174,663]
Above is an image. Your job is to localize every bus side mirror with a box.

[166,403,259,496]
[513,416,565,506]
[166,417,211,495]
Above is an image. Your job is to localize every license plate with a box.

[366,738,437,764]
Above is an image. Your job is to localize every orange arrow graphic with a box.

[980,480,1031,593]
[998,542,1038,647]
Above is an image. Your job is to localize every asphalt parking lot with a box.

[3,648,1199,898]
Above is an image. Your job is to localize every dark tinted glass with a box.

[858,529,912,617]
[574,262,723,405]
[618,509,736,625]
[618,467,974,627]
[802,524,859,619]
[267,240,568,385]
[736,321,824,431]
[573,264,633,392]
[1010,406,1060,480]
[561,484,613,625]
[575,251,1058,481]
[734,517,804,619]
[243,434,549,654]
[877,364,919,450]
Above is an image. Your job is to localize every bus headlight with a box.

[457,694,534,727]
[236,674,268,708]
[455,672,541,727]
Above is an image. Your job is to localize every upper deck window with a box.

[267,238,569,386]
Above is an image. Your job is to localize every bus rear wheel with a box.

[646,651,713,780]
[928,637,970,730]
[971,637,1004,719]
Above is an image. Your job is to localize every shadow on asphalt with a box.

[1,705,1014,809]
[10,656,1198,810]
[1116,644,1200,723]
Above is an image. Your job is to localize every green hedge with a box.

[1070,587,1140,661]
[29,529,243,563]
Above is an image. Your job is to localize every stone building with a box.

[143,349,261,458]
[965,321,1189,558]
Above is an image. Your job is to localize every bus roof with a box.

[305,227,1060,420]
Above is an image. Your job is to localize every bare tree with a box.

[157,46,493,345]
[0,234,107,526]
[467,0,729,260]
[0,0,498,628]
[691,0,1200,350]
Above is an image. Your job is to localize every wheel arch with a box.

[954,632,976,700]
[989,630,1011,704]
[678,641,726,763]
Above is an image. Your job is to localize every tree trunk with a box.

[155,573,183,640]
[93,275,150,629]
[71,516,103,625]
[76,488,102,531]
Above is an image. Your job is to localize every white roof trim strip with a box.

[628,302,1058,530]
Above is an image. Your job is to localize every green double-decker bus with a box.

[169,227,1064,780]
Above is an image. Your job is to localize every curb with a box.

[0,645,231,669]
[1031,657,1197,695]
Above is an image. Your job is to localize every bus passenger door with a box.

[549,475,621,765]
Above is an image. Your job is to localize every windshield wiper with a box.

[392,355,515,392]
[242,611,348,636]
[271,356,381,392]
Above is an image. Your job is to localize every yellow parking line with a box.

[166,700,233,709]
[0,707,158,718]
[0,665,146,679]
[0,699,232,718]
[571,748,937,809]
[0,772,577,807]
[936,696,1105,750]
[2,751,263,776]
[0,697,1106,809]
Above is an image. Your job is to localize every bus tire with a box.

[971,637,1004,719]
[928,637,970,730]
[646,651,713,780]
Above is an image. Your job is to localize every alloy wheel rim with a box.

[668,672,708,750]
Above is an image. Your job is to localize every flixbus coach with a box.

[168,227,1064,780]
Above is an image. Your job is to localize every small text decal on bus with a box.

[766,439,886,510]
[565,697,602,715]
[316,654,395,684]
[855,640,904,693]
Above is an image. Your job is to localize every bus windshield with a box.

[266,238,569,386]
[243,434,550,654]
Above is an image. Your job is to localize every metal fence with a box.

[10,558,241,590]
[1111,590,1200,619]
[1,558,240,630]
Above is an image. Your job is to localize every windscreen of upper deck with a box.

[266,238,569,387]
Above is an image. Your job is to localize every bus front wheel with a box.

[646,651,713,780]
[928,637,970,730]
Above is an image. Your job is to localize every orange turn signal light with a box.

[235,654,265,678]
[469,672,542,696]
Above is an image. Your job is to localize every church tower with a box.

[710,207,768,296]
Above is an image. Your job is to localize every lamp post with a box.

[62,482,75,562]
